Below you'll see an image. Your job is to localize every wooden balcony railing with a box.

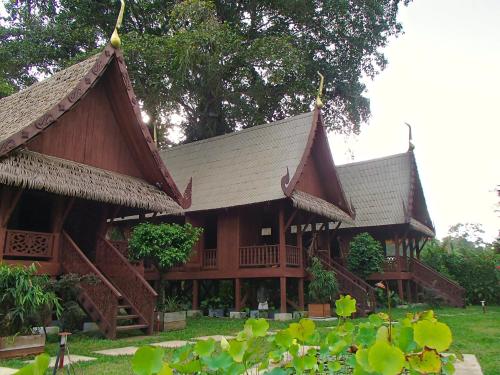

[202,249,217,269]
[285,245,301,267]
[239,245,279,267]
[109,240,129,257]
[383,256,409,272]
[4,229,54,259]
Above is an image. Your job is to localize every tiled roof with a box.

[337,153,413,227]
[161,112,314,212]
[337,152,434,235]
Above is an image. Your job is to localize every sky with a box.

[329,0,500,242]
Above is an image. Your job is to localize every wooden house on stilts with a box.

[0,44,191,338]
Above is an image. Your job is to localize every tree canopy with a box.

[0,0,411,144]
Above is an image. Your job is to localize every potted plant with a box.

[307,257,338,318]
[157,296,187,331]
[0,264,62,359]
[201,297,224,317]
[128,222,202,322]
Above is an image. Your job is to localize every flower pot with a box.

[158,311,187,331]
[308,303,331,318]
[208,308,224,318]
[0,334,45,359]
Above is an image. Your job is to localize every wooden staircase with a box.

[410,258,466,307]
[60,232,157,339]
[309,252,376,316]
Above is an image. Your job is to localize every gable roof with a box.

[160,110,353,223]
[0,45,187,212]
[337,151,434,236]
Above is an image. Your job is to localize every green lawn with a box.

[1,305,498,374]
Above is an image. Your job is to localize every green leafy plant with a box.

[347,232,385,278]
[161,296,183,313]
[0,264,62,336]
[128,222,202,306]
[307,257,338,303]
[14,353,50,375]
[130,295,458,374]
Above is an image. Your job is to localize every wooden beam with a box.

[284,209,298,232]
[1,188,23,227]
[286,298,299,311]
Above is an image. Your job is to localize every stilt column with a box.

[192,280,199,310]
[280,277,287,313]
[235,278,241,311]
[298,278,304,311]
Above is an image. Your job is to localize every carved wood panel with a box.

[4,230,54,258]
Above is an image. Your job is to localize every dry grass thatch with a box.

[291,190,354,224]
[0,150,183,214]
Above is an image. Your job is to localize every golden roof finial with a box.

[111,0,125,49]
[316,72,325,108]
[405,122,415,151]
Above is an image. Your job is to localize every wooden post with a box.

[279,204,286,269]
[0,188,23,261]
[280,277,287,313]
[298,278,304,311]
[192,279,199,310]
[395,236,401,271]
[297,221,303,267]
[235,278,241,311]
[406,280,413,303]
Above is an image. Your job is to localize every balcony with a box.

[239,245,301,268]
[4,229,55,259]
[202,249,217,269]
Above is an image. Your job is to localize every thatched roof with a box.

[161,110,353,223]
[337,152,434,236]
[0,150,182,214]
[0,44,189,210]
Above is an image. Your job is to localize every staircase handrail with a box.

[96,238,157,333]
[61,232,121,338]
[410,258,466,292]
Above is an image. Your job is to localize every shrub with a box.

[0,264,62,336]
[128,222,203,307]
[130,295,458,374]
[307,257,338,303]
[347,232,385,278]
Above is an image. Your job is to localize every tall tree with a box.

[0,0,411,144]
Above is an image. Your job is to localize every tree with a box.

[347,232,385,279]
[307,257,338,304]
[128,222,202,307]
[0,0,411,144]
[442,222,488,250]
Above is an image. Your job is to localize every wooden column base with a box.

[280,277,287,313]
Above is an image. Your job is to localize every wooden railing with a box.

[410,258,465,307]
[109,240,129,257]
[4,229,54,258]
[96,238,158,334]
[202,249,217,269]
[239,245,279,267]
[286,245,301,267]
[60,232,121,339]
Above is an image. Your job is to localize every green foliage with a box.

[130,296,457,374]
[421,239,500,304]
[335,295,357,317]
[347,233,385,278]
[128,222,202,273]
[0,0,411,144]
[306,257,338,304]
[160,296,182,313]
[0,264,62,336]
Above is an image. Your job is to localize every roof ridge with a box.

[161,111,313,153]
[337,151,410,168]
